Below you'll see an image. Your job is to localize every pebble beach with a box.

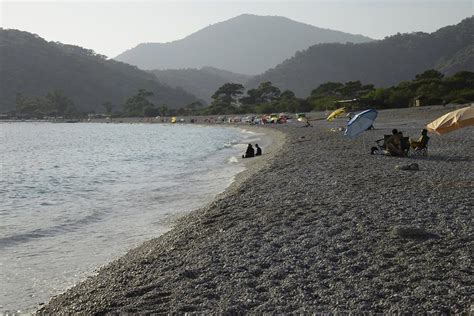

[40,105,473,313]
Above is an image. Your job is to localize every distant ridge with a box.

[115,14,373,75]
[0,29,200,113]
[150,67,251,103]
[247,17,474,96]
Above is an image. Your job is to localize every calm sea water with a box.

[0,122,264,313]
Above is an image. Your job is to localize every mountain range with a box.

[0,29,200,113]
[0,29,202,112]
[115,14,372,75]
[247,17,474,96]
[1,16,472,114]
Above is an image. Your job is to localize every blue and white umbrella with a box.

[344,109,378,138]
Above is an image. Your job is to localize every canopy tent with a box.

[427,106,474,135]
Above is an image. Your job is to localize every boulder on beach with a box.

[391,225,439,239]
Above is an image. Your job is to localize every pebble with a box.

[39,107,473,314]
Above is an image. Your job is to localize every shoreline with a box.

[219,126,287,201]
[153,125,287,240]
[1,123,284,313]
[40,106,472,313]
[32,125,288,313]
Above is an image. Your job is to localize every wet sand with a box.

[40,105,473,313]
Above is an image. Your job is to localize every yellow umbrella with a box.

[327,107,346,121]
[427,106,474,135]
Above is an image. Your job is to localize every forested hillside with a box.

[150,67,250,103]
[247,17,474,96]
[0,29,200,113]
[196,70,473,115]
[115,14,372,75]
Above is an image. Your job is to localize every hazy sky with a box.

[1,1,472,58]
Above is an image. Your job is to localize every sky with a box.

[1,0,472,58]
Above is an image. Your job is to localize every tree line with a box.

[13,70,473,118]
[200,69,473,115]
[15,91,79,118]
[13,89,199,118]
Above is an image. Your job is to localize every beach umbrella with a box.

[344,108,378,138]
[327,107,346,121]
[426,106,474,135]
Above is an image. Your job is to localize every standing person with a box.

[242,144,255,158]
[255,144,262,156]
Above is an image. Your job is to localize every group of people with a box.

[242,143,262,158]
[385,128,429,156]
[385,129,406,156]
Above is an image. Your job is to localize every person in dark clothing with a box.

[242,144,255,158]
[255,144,262,156]
[386,128,403,156]
[410,129,429,149]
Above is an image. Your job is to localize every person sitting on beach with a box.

[386,129,404,156]
[410,129,429,149]
[242,144,255,158]
[255,144,262,156]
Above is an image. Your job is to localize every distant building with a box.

[414,95,427,107]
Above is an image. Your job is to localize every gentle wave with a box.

[228,156,240,163]
[0,122,249,312]
[0,209,108,249]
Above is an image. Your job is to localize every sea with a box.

[0,122,266,313]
